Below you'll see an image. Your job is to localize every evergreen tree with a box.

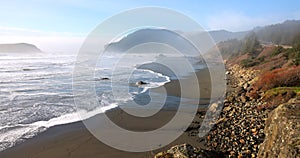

[241,32,261,55]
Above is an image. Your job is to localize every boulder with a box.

[257,98,300,158]
[240,95,248,103]
[95,77,110,81]
[136,81,148,85]
[208,102,222,113]
[243,83,249,90]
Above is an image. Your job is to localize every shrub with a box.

[241,32,261,55]
[292,51,300,66]
[258,56,265,62]
[285,48,300,66]
[271,46,284,56]
[240,59,259,68]
[257,87,298,110]
[252,65,300,91]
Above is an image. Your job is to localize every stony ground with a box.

[204,65,269,158]
[155,65,300,158]
[154,144,223,158]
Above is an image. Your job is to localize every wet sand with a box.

[0,67,224,158]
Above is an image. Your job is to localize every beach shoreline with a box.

[0,67,217,158]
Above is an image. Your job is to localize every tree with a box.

[241,32,261,55]
[293,32,300,50]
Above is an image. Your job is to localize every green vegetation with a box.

[271,46,284,56]
[257,56,265,62]
[241,32,261,55]
[293,31,300,49]
[293,52,300,65]
[260,87,299,110]
[220,20,300,68]
[265,87,300,96]
[218,39,242,58]
[255,20,300,45]
[219,32,261,58]
[293,55,300,66]
[240,58,259,68]
[283,47,300,66]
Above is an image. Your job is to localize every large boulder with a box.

[258,98,300,158]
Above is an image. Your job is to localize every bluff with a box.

[0,43,41,53]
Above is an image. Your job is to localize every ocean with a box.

[0,52,204,151]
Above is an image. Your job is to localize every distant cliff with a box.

[0,43,42,53]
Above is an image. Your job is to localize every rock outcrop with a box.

[257,98,300,158]
[154,64,299,158]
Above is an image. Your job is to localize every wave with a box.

[0,53,182,152]
[0,102,119,152]
[135,69,171,93]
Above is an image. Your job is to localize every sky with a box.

[0,0,300,52]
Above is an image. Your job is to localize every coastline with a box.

[0,67,215,158]
[0,109,205,158]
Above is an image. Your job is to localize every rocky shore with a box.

[154,144,223,158]
[204,65,268,157]
[155,64,300,158]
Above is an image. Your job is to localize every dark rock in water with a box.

[22,68,32,71]
[136,81,148,85]
[95,77,110,81]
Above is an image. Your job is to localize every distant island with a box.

[0,43,42,53]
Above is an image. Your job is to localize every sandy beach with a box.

[0,67,220,158]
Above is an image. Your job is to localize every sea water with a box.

[0,52,200,151]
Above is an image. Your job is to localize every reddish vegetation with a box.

[225,42,300,110]
[248,65,300,110]
[226,45,289,71]
[252,65,300,91]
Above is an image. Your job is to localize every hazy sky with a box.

[0,0,300,52]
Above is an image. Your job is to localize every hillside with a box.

[204,20,300,61]
[184,30,248,44]
[208,30,248,43]
[104,28,198,55]
[158,21,300,157]
[221,20,300,111]
[105,29,248,54]
[156,20,300,158]
[0,43,42,53]
[254,20,300,45]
